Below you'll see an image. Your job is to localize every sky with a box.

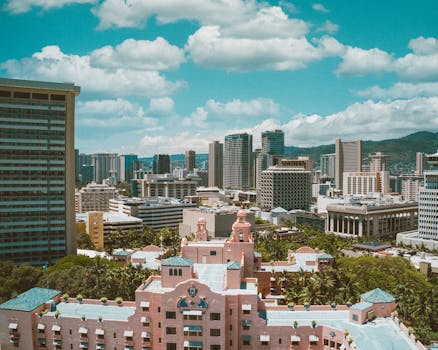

[1,0,438,156]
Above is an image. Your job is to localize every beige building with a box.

[259,166,312,211]
[76,211,143,250]
[335,139,362,190]
[400,174,423,201]
[343,171,390,196]
[326,201,418,237]
[179,207,255,238]
[75,183,116,213]
[132,174,197,200]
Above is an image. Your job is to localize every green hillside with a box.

[284,131,438,169]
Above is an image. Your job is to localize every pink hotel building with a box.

[0,211,425,350]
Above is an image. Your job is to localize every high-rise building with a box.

[152,154,170,174]
[75,183,117,213]
[369,152,390,172]
[74,149,80,184]
[261,129,284,156]
[400,174,423,201]
[224,133,253,190]
[185,150,196,171]
[119,154,138,183]
[0,78,80,264]
[418,151,438,240]
[260,165,312,211]
[320,153,336,180]
[343,171,390,196]
[91,153,118,184]
[335,139,362,190]
[416,152,424,175]
[79,164,94,185]
[208,141,223,188]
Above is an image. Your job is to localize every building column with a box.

[358,217,363,237]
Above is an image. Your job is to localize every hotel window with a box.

[210,329,220,336]
[352,314,358,321]
[166,311,176,319]
[210,313,221,320]
[167,344,177,350]
[210,250,217,256]
[166,327,177,335]
[210,346,220,350]
[324,339,329,346]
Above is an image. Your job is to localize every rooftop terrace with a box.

[0,288,60,312]
[47,302,136,321]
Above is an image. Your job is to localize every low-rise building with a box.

[343,171,390,196]
[75,183,116,213]
[326,199,418,238]
[109,197,196,232]
[132,174,197,200]
[0,212,424,350]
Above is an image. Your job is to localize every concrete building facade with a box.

[343,171,390,196]
[326,201,418,237]
[259,166,312,211]
[75,183,117,213]
[208,141,223,188]
[224,133,253,190]
[368,152,390,172]
[400,174,423,201]
[335,139,362,191]
[132,174,197,200]
[119,154,138,183]
[91,153,118,184]
[0,78,80,264]
[153,154,170,174]
[320,153,336,180]
[185,150,196,172]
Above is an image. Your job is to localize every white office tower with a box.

[416,152,424,174]
[223,133,253,190]
[418,151,438,240]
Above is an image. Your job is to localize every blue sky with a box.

[1,0,438,156]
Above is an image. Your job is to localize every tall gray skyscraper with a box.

[185,150,196,172]
[320,153,336,180]
[335,139,362,190]
[91,153,118,184]
[224,133,253,190]
[416,152,424,174]
[153,154,170,174]
[208,141,223,188]
[0,78,80,264]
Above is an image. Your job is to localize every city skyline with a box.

[1,1,438,155]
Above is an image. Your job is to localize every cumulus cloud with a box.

[149,97,175,115]
[76,98,158,129]
[182,107,208,128]
[92,0,256,29]
[205,98,280,116]
[281,97,438,146]
[335,47,393,76]
[316,20,339,34]
[186,25,341,71]
[4,0,95,13]
[355,81,438,99]
[0,45,184,98]
[90,38,185,71]
[312,3,329,13]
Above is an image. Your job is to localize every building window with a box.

[210,329,220,336]
[179,269,182,276]
[166,311,176,319]
[167,344,177,350]
[210,345,221,350]
[243,309,250,315]
[158,307,161,313]
[229,325,232,331]
[324,339,329,346]
[210,313,220,321]
[169,269,173,276]
[158,322,161,328]
[210,251,217,256]
[352,314,358,321]
[166,327,176,335]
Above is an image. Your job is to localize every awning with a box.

[183,341,202,348]
[309,335,319,342]
[38,338,46,345]
[37,323,45,330]
[291,335,301,342]
[124,347,134,350]
[52,325,61,331]
[260,335,270,342]
[241,320,252,326]
[97,344,106,349]
[79,327,88,334]
[53,339,62,345]
[8,323,18,330]
[242,335,252,342]
[141,331,150,338]
[183,325,202,332]
[242,304,252,311]
[182,309,202,316]
[124,330,133,337]
[95,328,105,335]
[141,316,150,323]
[80,342,88,349]
[140,301,150,307]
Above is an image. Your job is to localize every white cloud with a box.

[355,82,438,99]
[92,0,257,29]
[186,26,341,71]
[0,45,184,98]
[408,36,438,55]
[76,98,158,129]
[312,3,329,13]
[4,0,95,13]
[90,38,185,71]
[205,98,280,116]
[140,131,216,154]
[336,46,393,76]
[316,20,339,34]
[281,97,438,146]
[149,97,175,115]
[182,107,208,128]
